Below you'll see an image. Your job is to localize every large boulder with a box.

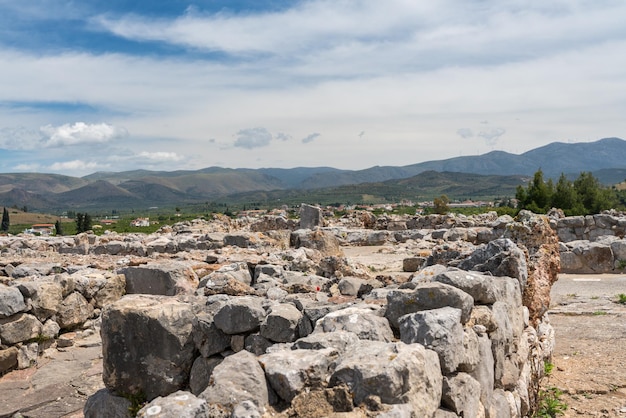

[213,296,267,335]
[56,292,94,330]
[290,229,343,257]
[315,306,394,342]
[100,295,197,401]
[137,391,208,418]
[458,238,528,289]
[329,340,442,414]
[259,303,303,343]
[385,282,474,329]
[15,280,63,321]
[398,307,465,374]
[0,284,27,319]
[199,350,269,411]
[0,313,43,345]
[259,347,338,402]
[300,204,324,229]
[122,262,199,296]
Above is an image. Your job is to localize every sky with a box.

[0,0,625,177]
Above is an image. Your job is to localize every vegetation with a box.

[54,220,63,236]
[516,170,618,215]
[433,195,450,214]
[618,293,626,304]
[75,213,93,233]
[533,361,567,417]
[1,207,9,232]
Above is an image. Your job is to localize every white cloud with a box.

[478,128,506,146]
[13,163,41,171]
[138,151,184,162]
[0,126,42,150]
[234,127,273,149]
[456,128,474,139]
[275,132,291,141]
[40,122,128,147]
[49,160,107,171]
[302,133,321,144]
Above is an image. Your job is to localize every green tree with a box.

[551,174,579,214]
[526,169,551,213]
[83,213,93,232]
[55,220,63,236]
[433,195,450,214]
[573,172,616,214]
[1,207,9,232]
[76,213,84,232]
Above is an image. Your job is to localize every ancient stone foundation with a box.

[0,208,580,417]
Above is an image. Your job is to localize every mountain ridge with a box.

[0,137,624,212]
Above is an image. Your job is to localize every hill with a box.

[0,137,625,213]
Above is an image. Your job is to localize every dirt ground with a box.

[548,275,626,418]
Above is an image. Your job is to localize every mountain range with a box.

[1,137,625,213]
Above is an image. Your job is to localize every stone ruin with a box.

[4,205,620,417]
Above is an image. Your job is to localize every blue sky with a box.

[1,0,625,177]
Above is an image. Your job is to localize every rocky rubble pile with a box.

[0,207,566,417]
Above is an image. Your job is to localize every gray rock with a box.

[189,356,223,395]
[56,292,94,330]
[259,347,338,402]
[0,284,26,319]
[458,238,528,289]
[244,333,273,355]
[232,400,263,418]
[441,373,482,417]
[433,269,499,305]
[329,340,442,415]
[137,391,208,418]
[290,229,343,257]
[337,277,366,296]
[101,295,196,401]
[293,330,360,353]
[470,333,495,411]
[193,312,231,357]
[199,350,269,410]
[0,313,43,345]
[83,389,133,418]
[300,204,323,229]
[315,306,394,342]
[16,280,63,321]
[402,257,427,272]
[122,262,199,296]
[16,342,38,369]
[0,346,18,374]
[385,282,474,328]
[398,307,465,374]
[213,296,267,335]
[260,303,302,343]
[224,234,252,248]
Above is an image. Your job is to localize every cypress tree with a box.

[1,207,9,232]
[55,220,63,236]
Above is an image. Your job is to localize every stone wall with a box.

[0,210,564,417]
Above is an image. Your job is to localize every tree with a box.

[551,174,580,214]
[83,213,93,232]
[55,220,63,236]
[1,207,9,232]
[433,195,450,214]
[75,213,84,232]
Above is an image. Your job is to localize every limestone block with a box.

[101,295,196,401]
[189,356,223,395]
[122,262,199,296]
[433,269,500,305]
[199,350,269,410]
[213,296,267,335]
[385,282,474,329]
[0,313,43,345]
[329,340,442,415]
[398,307,465,374]
[293,330,360,353]
[260,303,302,343]
[83,388,132,418]
[137,391,208,418]
[441,373,483,417]
[315,306,394,342]
[192,312,231,357]
[16,280,63,321]
[259,347,338,402]
[56,292,94,330]
[0,284,26,319]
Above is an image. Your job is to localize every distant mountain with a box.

[1,137,625,213]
